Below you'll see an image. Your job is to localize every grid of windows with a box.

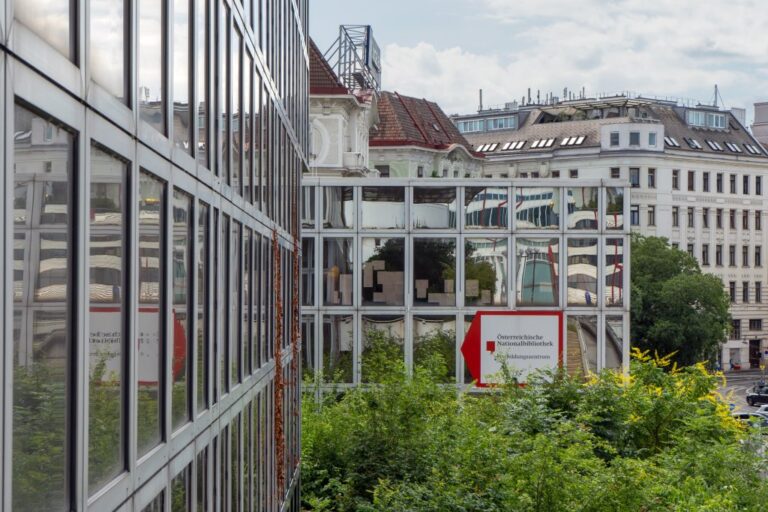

[3,1,306,510]
[302,180,631,383]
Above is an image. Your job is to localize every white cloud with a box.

[381,0,768,119]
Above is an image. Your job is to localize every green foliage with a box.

[302,350,768,511]
[631,234,731,365]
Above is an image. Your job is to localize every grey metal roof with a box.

[463,103,767,158]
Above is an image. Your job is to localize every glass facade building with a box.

[302,179,630,387]
[1,0,307,510]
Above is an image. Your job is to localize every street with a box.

[719,368,767,412]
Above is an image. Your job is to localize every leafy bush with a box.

[301,349,768,511]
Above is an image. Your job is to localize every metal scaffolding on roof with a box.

[324,25,381,94]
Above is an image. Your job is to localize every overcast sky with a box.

[311,0,768,124]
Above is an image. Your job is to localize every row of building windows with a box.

[301,312,627,385]
[303,185,627,232]
[627,167,764,195]
[630,205,764,233]
[8,101,301,509]
[13,0,308,235]
[728,281,764,305]
[731,318,764,340]
[609,131,657,148]
[302,236,626,309]
[691,244,763,268]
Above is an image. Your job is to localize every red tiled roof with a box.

[371,91,474,151]
[309,39,348,95]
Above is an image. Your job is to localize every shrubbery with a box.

[302,349,768,511]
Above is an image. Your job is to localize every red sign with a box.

[461,311,563,387]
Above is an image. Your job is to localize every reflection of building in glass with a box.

[457,93,768,369]
[302,179,630,387]
[4,1,305,510]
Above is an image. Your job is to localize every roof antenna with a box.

[712,84,726,109]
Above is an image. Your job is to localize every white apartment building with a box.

[458,96,768,368]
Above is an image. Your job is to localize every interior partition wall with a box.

[1,0,307,510]
[301,178,630,389]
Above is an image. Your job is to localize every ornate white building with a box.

[456,95,768,368]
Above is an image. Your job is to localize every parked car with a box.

[754,404,768,415]
[746,385,768,406]
[732,412,768,427]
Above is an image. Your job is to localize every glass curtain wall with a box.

[3,0,308,509]
[302,180,630,388]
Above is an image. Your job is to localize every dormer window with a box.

[705,140,724,151]
[664,136,680,147]
[684,137,702,150]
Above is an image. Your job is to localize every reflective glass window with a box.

[413,238,456,307]
[217,1,229,181]
[322,315,353,383]
[171,464,192,511]
[196,0,209,167]
[88,144,127,493]
[172,190,193,430]
[567,238,598,306]
[412,187,457,229]
[605,316,625,370]
[137,172,165,457]
[301,186,316,228]
[516,187,560,229]
[413,316,456,383]
[567,316,597,376]
[12,105,74,511]
[243,229,251,373]
[231,27,242,192]
[142,490,165,512]
[606,187,624,230]
[464,187,508,229]
[465,238,507,306]
[566,187,598,230]
[231,221,241,385]
[323,238,353,306]
[322,186,354,229]
[173,0,192,151]
[139,0,166,134]
[362,237,404,306]
[301,238,315,306]
[605,238,624,307]
[197,202,209,411]
[515,237,559,307]
[14,0,74,60]
[90,0,127,101]
[196,448,208,511]
[361,316,405,383]
[462,314,475,383]
[301,315,316,381]
[252,236,261,369]
[231,415,241,512]
[243,50,253,202]
[361,187,405,229]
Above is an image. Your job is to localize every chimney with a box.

[479,89,483,112]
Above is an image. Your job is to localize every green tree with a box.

[631,234,730,366]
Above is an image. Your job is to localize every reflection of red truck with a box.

[90,306,188,385]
